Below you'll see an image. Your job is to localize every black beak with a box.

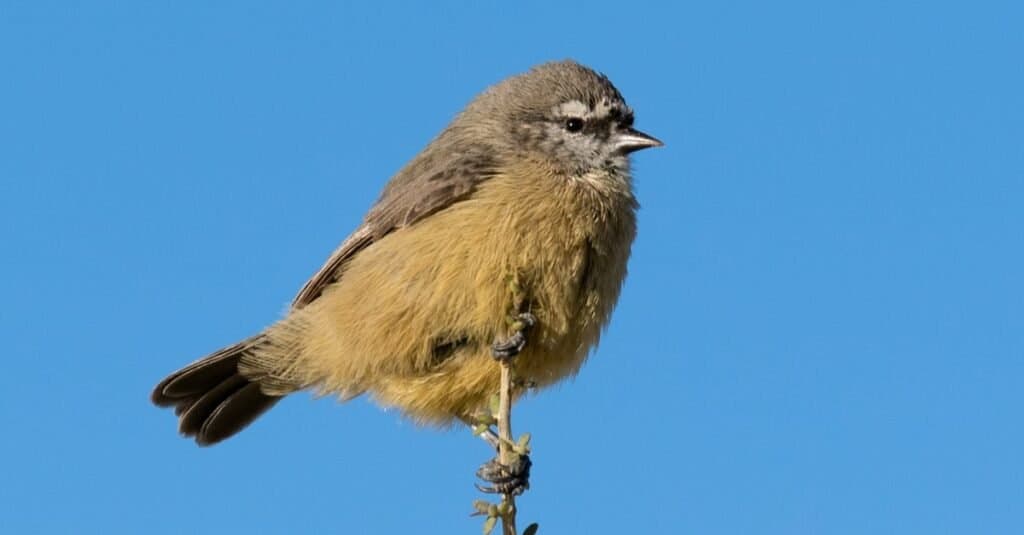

[614,128,664,154]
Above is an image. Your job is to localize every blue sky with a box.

[2,1,1022,533]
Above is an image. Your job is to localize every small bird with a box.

[151,60,661,456]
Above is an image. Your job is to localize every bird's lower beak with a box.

[614,128,664,154]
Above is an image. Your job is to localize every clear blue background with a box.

[2,1,1021,533]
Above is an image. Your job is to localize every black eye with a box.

[564,117,585,133]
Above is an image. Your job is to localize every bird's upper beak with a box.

[614,128,664,154]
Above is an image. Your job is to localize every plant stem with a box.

[498,360,517,535]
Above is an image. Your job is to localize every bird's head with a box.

[458,60,662,177]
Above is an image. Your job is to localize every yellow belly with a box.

[270,162,637,423]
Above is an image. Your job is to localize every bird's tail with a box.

[151,335,284,446]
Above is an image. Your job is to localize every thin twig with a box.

[498,361,517,535]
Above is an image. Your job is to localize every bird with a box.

[151,60,662,455]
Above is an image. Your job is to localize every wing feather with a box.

[290,135,497,308]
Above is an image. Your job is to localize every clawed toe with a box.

[491,312,537,361]
[475,454,532,496]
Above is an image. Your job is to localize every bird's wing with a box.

[291,139,496,308]
[291,225,376,308]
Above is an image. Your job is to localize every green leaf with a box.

[523,523,540,535]
[515,433,532,453]
[482,516,497,535]
[471,500,492,516]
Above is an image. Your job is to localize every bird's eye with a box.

[564,118,585,133]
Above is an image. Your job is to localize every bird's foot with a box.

[476,453,532,497]
[491,312,537,361]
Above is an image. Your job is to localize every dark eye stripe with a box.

[605,106,634,127]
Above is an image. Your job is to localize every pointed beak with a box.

[614,128,664,154]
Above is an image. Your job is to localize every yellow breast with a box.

[282,161,637,423]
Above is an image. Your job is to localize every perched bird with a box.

[151,60,661,452]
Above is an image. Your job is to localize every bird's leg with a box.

[491,312,537,360]
[491,271,535,362]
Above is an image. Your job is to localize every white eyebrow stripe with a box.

[594,98,616,117]
[554,100,590,118]
[554,98,627,121]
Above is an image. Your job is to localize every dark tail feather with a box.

[151,336,283,446]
